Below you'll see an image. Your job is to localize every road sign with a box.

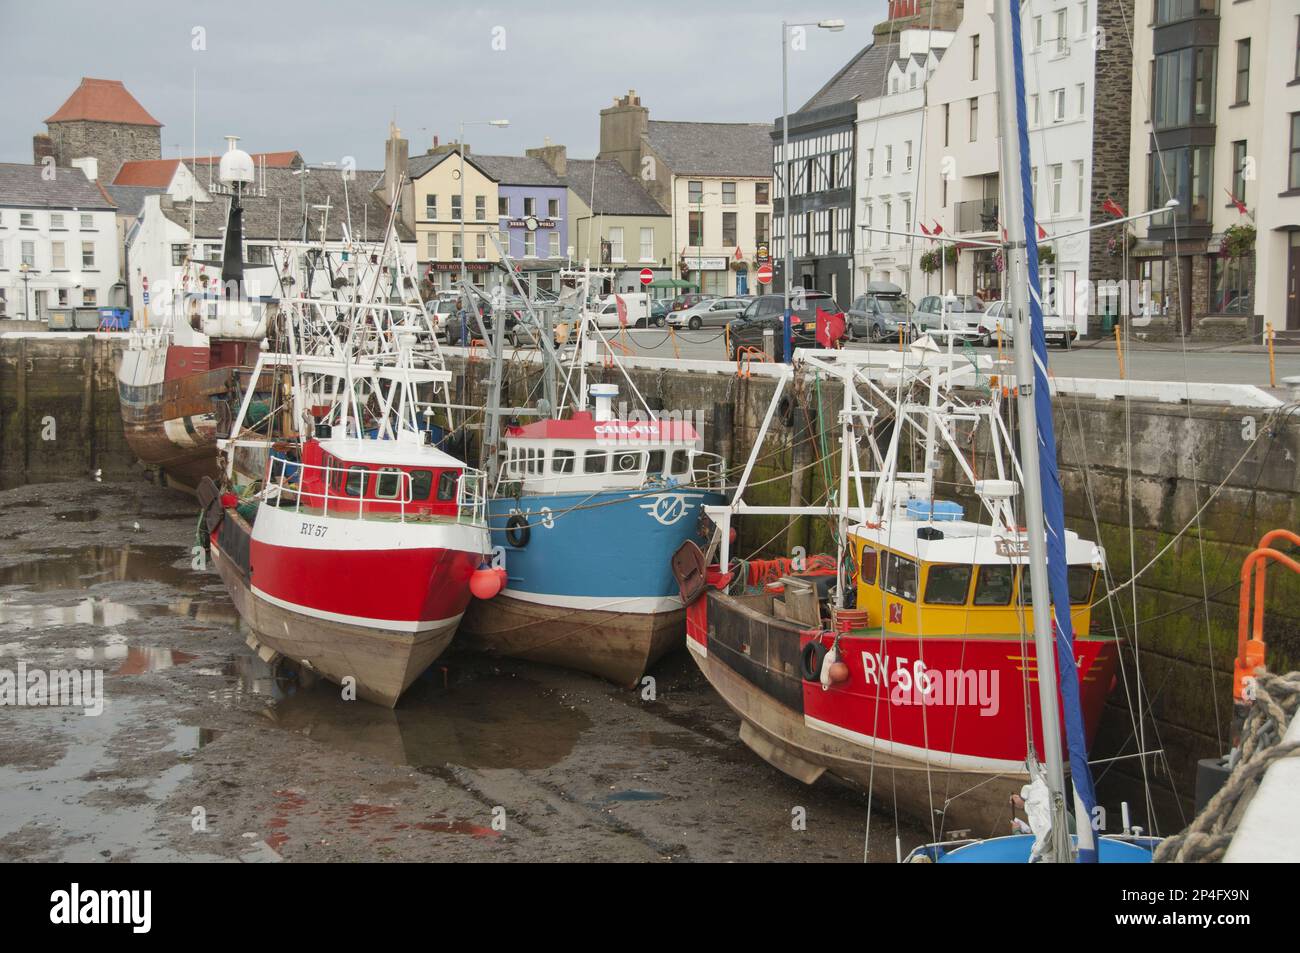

[639,268,654,286]
[756,263,773,285]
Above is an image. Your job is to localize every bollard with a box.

[1114,324,1125,379]
[762,328,775,362]
[1266,323,1276,388]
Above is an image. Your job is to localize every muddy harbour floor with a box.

[0,478,932,863]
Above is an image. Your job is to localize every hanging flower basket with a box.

[943,245,958,264]
[1223,223,1256,259]
[919,249,941,275]
[1037,244,1055,265]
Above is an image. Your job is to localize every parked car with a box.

[650,298,670,327]
[424,297,458,340]
[725,291,836,361]
[846,282,915,343]
[913,294,994,345]
[668,296,749,330]
[983,300,1079,349]
[669,292,718,313]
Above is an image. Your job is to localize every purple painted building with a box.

[475,154,567,291]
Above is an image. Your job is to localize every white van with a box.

[593,293,652,329]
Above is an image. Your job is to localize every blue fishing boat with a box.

[460,382,727,685]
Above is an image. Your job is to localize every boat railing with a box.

[263,455,485,526]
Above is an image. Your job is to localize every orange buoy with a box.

[493,566,508,591]
[470,567,502,600]
[828,661,850,684]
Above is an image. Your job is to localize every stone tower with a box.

[39,77,162,182]
[598,90,649,182]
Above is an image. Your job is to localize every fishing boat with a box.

[116,137,273,493]
[456,262,727,685]
[200,207,490,707]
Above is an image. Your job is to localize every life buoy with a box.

[504,513,531,548]
[800,639,829,681]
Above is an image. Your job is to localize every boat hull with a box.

[210,504,484,707]
[688,589,1118,838]
[459,488,725,684]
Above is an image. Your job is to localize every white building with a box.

[912,1,1116,336]
[0,162,121,320]
[1126,0,1300,339]
[855,29,955,297]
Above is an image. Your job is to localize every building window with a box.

[476,234,486,260]
[608,226,624,262]
[51,242,65,269]
[426,195,437,219]
[969,97,979,141]
[498,229,509,255]
[21,240,35,266]
[81,242,95,268]
[1235,39,1250,104]
[475,195,486,221]
[1290,113,1300,191]
[427,233,439,259]
[1231,140,1248,204]
[1055,8,1068,53]
[524,197,536,216]
[451,233,462,260]
[83,288,96,307]
[1076,83,1085,117]
[1154,46,1217,129]
[1031,94,1040,125]
[1074,160,1085,213]
[943,104,950,146]
[171,244,187,266]
[866,148,875,177]
[550,232,561,258]
[450,195,461,221]
[903,198,912,231]
[80,213,93,230]
[722,182,736,205]
[1049,164,1063,214]
[20,212,34,228]
[756,212,770,245]
[1211,254,1253,314]
[885,145,893,175]
[971,34,980,80]
[904,140,913,172]
[688,211,704,246]
[548,198,559,217]
[57,288,67,306]
[498,196,509,216]
[756,182,770,204]
[50,213,64,229]
[1051,88,1066,122]
[1033,16,1043,47]
[1154,0,1218,27]
[524,231,536,258]
[688,180,703,205]
[1150,145,1213,223]
[640,227,654,261]
[722,212,737,246]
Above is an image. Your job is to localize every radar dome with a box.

[219,135,255,185]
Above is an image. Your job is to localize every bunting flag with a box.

[931,220,944,236]
[815,306,845,348]
[1225,189,1249,216]
[1102,196,1126,218]
[1037,222,1048,240]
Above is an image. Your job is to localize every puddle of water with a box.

[54,509,100,523]
[221,654,590,771]
[604,789,667,802]
[0,544,197,590]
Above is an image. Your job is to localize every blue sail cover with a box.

[1009,0,1099,862]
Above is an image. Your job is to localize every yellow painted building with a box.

[408,146,501,294]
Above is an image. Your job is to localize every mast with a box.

[991,0,1072,862]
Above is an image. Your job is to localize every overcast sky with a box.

[1,0,888,170]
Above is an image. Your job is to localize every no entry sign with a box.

[639,268,654,286]
[756,263,773,285]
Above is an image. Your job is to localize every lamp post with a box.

[18,262,32,321]
[781,17,844,362]
[457,118,509,315]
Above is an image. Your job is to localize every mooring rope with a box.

[1155,669,1300,863]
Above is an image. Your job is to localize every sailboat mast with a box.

[991,0,1071,861]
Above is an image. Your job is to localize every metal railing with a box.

[955,197,999,234]
[264,455,487,525]
[498,448,727,493]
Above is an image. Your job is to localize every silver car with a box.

[984,300,1078,349]
[913,294,994,346]
[667,296,749,330]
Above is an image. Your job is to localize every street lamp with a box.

[18,262,32,321]
[458,118,509,314]
[781,17,845,362]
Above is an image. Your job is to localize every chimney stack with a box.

[527,142,567,177]
[32,133,55,165]
[384,121,409,206]
[71,156,99,181]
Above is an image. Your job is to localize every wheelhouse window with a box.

[882,552,919,602]
[583,450,607,473]
[924,565,972,605]
[437,471,459,501]
[613,451,643,473]
[410,470,433,500]
[973,564,1015,605]
[374,468,403,500]
[1067,565,1096,604]
[552,449,575,473]
[670,450,690,476]
[345,466,368,498]
[859,546,878,586]
[647,450,665,474]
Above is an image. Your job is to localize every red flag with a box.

[1102,197,1125,218]
[931,220,944,236]
[1225,189,1248,216]
[815,306,845,348]
[1037,222,1048,240]
[614,294,628,327]
[919,222,932,237]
